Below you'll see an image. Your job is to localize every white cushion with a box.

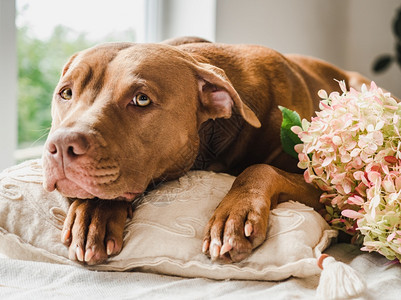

[0,160,337,280]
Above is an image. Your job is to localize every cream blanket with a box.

[1,244,400,299]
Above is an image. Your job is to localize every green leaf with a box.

[325,205,334,216]
[279,106,302,159]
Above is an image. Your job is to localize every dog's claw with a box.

[62,229,71,244]
[211,244,221,260]
[244,223,253,237]
[76,246,84,262]
[202,240,210,254]
[106,240,115,256]
[220,242,233,256]
[84,248,94,262]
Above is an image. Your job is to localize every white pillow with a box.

[0,160,338,281]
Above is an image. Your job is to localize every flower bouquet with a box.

[280,81,401,261]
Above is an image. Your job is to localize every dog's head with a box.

[42,42,260,200]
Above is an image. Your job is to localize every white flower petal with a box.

[318,89,328,99]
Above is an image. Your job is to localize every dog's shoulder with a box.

[174,41,289,68]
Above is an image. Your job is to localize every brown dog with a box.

[42,37,370,265]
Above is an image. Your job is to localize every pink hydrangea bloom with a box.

[293,81,401,261]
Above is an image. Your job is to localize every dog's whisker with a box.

[28,127,51,148]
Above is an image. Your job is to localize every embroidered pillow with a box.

[0,160,337,280]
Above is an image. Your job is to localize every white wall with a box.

[155,0,216,42]
[216,0,348,64]
[0,0,17,171]
[345,0,400,97]
[215,0,401,98]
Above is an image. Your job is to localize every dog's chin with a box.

[52,179,96,199]
[48,178,141,201]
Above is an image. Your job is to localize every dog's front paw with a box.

[61,199,132,265]
[202,192,269,263]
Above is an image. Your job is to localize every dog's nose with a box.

[47,129,90,160]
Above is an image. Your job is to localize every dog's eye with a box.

[131,93,151,107]
[60,88,72,100]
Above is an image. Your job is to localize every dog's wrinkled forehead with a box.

[60,43,197,104]
[67,44,192,81]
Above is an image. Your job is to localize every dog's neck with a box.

[192,114,245,172]
[147,114,244,192]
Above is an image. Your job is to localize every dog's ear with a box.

[194,63,261,128]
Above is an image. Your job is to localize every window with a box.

[15,0,147,160]
[0,0,216,170]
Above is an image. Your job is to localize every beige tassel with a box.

[316,254,366,299]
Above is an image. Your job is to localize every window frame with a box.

[0,0,17,170]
